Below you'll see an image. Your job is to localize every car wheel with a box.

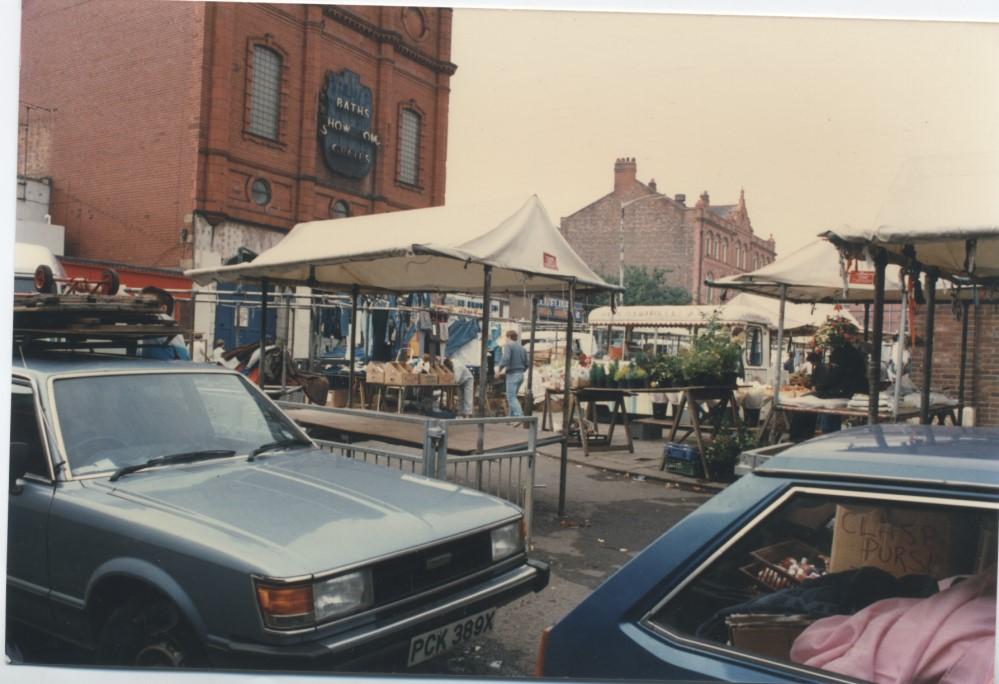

[97,597,203,668]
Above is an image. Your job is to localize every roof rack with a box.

[14,292,181,344]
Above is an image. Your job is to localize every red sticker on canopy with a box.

[848,270,875,285]
[543,252,558,270]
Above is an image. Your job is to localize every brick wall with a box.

[19,0,206,267]
[911,298,998,426]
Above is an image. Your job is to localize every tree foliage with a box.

[594,266,692,307]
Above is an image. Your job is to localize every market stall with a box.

[187,195,619,515]
[821,153,999,424]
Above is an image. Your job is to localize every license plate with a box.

[406,607,497,666]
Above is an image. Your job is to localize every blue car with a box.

[539,426,998,683]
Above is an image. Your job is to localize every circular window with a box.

[250,179,271,206]
[402,7,428,40]
[331,200,350,219]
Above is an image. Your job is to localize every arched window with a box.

[398,108,422,185]
[248,46,282,140]
[331,200,350,219]
[722,239,729,263]
[704,234,712,258]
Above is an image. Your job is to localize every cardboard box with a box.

[418,370,439,385]
[365,362,385,384]
[384,362,419,385]
[432,362,455,384]
[726,614,813,660]
[326,389,349,408]
[829,504,957,579]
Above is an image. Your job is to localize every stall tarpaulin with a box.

[186,195,618,295]
[821,152,999,283]
[706,240,909,303]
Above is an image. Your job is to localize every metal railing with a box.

[276,402,538,542]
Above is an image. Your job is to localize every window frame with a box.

[396,105,424,188]
[331,199,350,219]
[244,40,288,147]
[250,178,272,206]
[11,375,56,483]
[745,325,764,367]
[639,485,999,683]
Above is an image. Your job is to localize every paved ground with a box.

[406,450,712,677]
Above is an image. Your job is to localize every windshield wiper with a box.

[110,449,237,482]
[248,438,311,462]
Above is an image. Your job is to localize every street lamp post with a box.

[619,193,663,288]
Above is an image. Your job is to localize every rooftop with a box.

[757,425,999,491]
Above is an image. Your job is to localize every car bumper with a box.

[206,558,549,669]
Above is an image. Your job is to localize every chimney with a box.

[648,178,657,193]
[614,157,637,194]
[674,193,686,206]
[696,191,710,208]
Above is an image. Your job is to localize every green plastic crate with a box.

[666,456,704,478]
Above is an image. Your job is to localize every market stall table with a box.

[541,387,636,457]
[285,407,563,455]
[365,380,458,414]
[761,400,958,444]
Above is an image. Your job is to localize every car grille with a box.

[370,530,493,606]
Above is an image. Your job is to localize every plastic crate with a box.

[666,456,704,478]
[664,442,699,462]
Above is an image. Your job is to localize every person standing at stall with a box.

[496,330,528,417]
[444,357,474,417]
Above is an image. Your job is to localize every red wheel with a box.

[101,268,121,295]
[33,265,56,293]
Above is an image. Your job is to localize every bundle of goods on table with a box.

[779,387,958,411]
[698,503,996,682]
[363,359,455,385]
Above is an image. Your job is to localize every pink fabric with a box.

[790,571,996,684]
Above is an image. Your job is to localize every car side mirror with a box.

[9,442,29,495]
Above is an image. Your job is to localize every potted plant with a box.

[650,354,681,388]
[589,363,604,388]
[614,363,629,388]
[633,366,649,388]
[679,315,743,387]
[607,361,620,388]
[703,426,758,481]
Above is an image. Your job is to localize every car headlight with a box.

[314,569,373,621]
[256,569,373,630]
[491,520,525,562]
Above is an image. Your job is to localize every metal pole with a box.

[258,278,269,388]
[526,295,539,416]
[280,288,290,395]
[773,284,787,408]
[477,266,493,453]
[619,205,625,288]
[863,302,870,343]
[558,280,576,517]
[957,299,970,426]
[347,284,359,408]
[921,270,938,424]
[892,274,907,419]
[868,251,887,424]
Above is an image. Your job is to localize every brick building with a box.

[18,2,455,341]
[559,158,777,305]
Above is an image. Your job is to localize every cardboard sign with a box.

[848,270,876,285]
[830,504,955,578]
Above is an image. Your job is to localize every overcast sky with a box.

[444,9,999,256]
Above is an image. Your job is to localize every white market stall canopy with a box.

[588,293,856,333]
[186,195,617,295]
[821,153,999,283]
[707,240,905,303]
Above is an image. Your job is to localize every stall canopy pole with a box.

[892,273,907,418]
[558,280,576,518]
[773,284,787,408]
[863,302,871,343]
[868,251,888,424]
[957,299,970,426]
[525,295,539,417]
[477,266,493,453]
[920,269,939,425]
[258,278,269,387]
[347,284,359,409]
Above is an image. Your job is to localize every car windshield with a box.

[53,371,305,476]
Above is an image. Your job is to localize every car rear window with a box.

[647,490,998,682]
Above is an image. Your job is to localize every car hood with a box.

[90,448,520,577]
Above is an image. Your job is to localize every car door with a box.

[7,378,56,631]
